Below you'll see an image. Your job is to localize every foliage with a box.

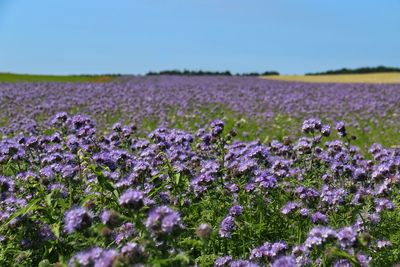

[0,73,118,83]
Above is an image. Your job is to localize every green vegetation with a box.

[0,73,119,83]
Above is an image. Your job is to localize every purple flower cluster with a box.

[68,247,118,267]
[250,241,287,260]
[0,76,399,145]
[145,206,183,236]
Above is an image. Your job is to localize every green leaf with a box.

[0,198,41,230]
[38,260,51,267]
[45,191,54,207]
[51,223,61,239]
[175,173,181,185]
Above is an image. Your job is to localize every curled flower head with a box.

[281,202,300,215]
[336,121,346,137]
[302,118,322,134]
[68,247,118,267]
[337,227,357,248]
[376,240,391,249]
[250,241,287,260]
[115,223,135,244]
[321,125,331,137]
[119,189,144,209]
[374,198,395,213]
[311,212,328,224]
[145,206,183,236]
[219,216,236,238]
[304,227,337,249]
[215,256,232,266]
[100,209,120,227]
[229,205,243,217]
[51,112,69,126]
[272,255,296,267]
[64,207,93,234]
[120,242,145,264]
[210,119,224,137]
[334,259,352,267]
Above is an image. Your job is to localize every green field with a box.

[0,73,116,83]
[262,72,400,83]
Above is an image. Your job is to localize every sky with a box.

[0,0,399,75]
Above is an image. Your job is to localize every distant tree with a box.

[238,71,279,76]
[306,66,400,75]
[260,71,279,76]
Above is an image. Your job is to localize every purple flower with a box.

[321,125,331,137]
[229,205,243,217]
[225,183,239,193]
[321,185,346,206]
[334,259,352,267]
[356,253,371,267]
[281,202,300,215]
[145,206,183,235]
[119,189,144,209]
[299,208,309,217]
[295,186,319,199]
[51,112,69,126]
[254,173,277,189]
[210,119,224,137]
[336,121,346,137]
[0,176,13,192]
[369,212,381,225]
[302,118,322,134]
[64,207,93,234]
[61,164,78,179]
[115,223,135,244]
[38,224,55,241]
[304,227,337,248]
[219,216,236,238]
[272,255,296,267]
[337,227,356,248]
[215,256,232,266]
[311,212,328,224]
[376,240,391,249]
[229,260,260,267]
[100,209,120,227]
[374,198,395,212]
[68,247,118,267]
[120,242,145,263]
[250,241,287,260]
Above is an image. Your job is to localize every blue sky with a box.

[0,0,399,75]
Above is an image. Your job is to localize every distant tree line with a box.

[146,69,279,76]
[239,71,280,76]
[306,66,400,76]
[73,74,123,77]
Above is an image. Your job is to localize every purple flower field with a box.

[0,77,399,266]
[1,76,399,146]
